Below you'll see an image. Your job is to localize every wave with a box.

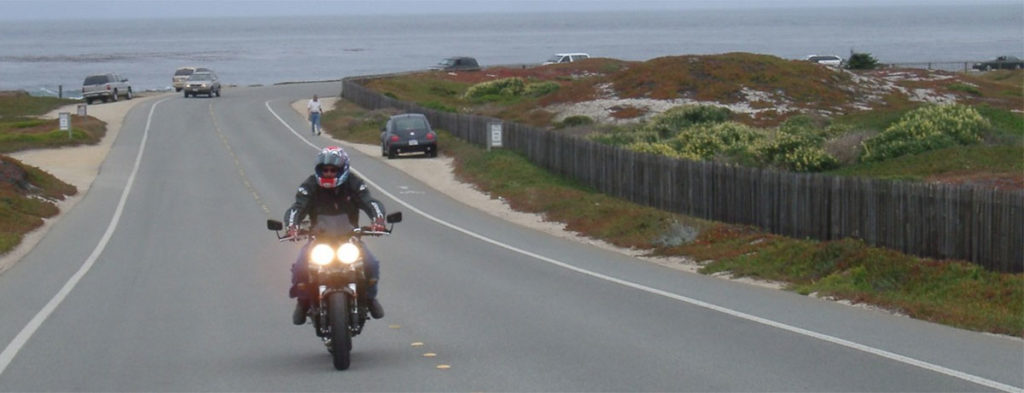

[0,50,240,63]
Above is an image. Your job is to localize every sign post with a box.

[59,112,71,139]
[487,121,502,151]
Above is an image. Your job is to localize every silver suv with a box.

[82,73,133,104]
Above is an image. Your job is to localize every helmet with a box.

[314,146,350,188]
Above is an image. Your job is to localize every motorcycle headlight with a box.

[310,244,335,265]
[337,243,360,264]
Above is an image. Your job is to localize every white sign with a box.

[488,121,502,149]
[59,112,70,131]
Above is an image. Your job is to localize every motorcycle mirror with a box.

[267,220,283,231]
[386,212,402,224]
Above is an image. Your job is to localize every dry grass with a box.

[824,131,875,165]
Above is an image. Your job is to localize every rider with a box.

[284,146,387,325]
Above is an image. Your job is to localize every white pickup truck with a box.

[82,73,133,104]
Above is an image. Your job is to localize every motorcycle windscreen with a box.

[314,214,357,240]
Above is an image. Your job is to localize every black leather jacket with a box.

[283,174,386,229]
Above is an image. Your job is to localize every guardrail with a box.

[883,62,981,72]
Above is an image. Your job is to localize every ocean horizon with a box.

[1,4,1021,97]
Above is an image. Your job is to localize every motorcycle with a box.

[267,211,402,370]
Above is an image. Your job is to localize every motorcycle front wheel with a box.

[327,292,352,370]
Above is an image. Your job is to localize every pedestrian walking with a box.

[307,95,324,135]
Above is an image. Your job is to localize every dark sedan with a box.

[432,56,481,72]
[381,113,437,158]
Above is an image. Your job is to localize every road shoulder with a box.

[0,93,171,274]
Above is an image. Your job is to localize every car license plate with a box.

[408,140,418,146]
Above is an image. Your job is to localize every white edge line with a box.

[0,97,172,377]
[267,99,1023,393]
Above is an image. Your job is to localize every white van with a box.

[543,53,590,65]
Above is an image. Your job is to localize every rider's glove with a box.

[369,217,387,232]
[286,225,299,239]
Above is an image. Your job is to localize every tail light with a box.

[105,85,111,91]
[426,132,436,140]
[390,135,399,142]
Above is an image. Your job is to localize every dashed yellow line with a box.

[408,341,452,370]
[209,103,271,217]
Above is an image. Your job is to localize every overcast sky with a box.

[2,0,1013,20]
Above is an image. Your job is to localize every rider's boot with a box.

[293,298,309,325]
[369,299,384,319]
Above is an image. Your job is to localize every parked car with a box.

[183,71,221,98]
[432,56,481,72]
[82,73,133,104]
[806,54,844,67]
[380,113,437,158]
[172,66,210,91]
[972,56,1024,71]
[543,53,590,65]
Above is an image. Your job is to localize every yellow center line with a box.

[209,102,271,217]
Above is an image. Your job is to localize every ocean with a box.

[1,3,1021,97]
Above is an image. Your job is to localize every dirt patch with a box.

[927,171,1024,190]
[401,55,1023,129]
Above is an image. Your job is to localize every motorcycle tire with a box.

[327,292,352,370]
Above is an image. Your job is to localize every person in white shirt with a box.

[307,95,324,135]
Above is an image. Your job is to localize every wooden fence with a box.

[342,77,1024,273]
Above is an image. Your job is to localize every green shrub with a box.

[644,105,732,139]
[947,83,981,96]
[756,131,839,172]
[667,121,761,160]
[626,142,690,159]
[778,115,831,139]
[589,129,658,146]
[860,104,989,162]
[419,101,456,113]
[524,81,560,97]
[845,52,880,70]
[560,115,594,128]
[711,121,762,146]
[464,77,525,101]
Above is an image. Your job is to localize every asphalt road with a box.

[0,82,1021,392]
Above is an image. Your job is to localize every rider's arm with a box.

[350,175,386,222]
[284,176,316,227]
